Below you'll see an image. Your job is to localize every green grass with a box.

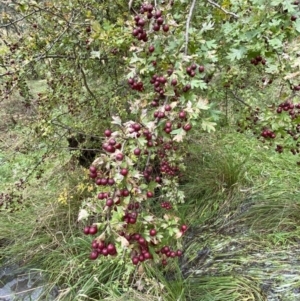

[2,104,300,300]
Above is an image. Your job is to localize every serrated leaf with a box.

[197,98,209,110]
[202,120,216,133]
[227,47,246,61]
[294,19,300,33]
[269,38,282,49]
[190,79,207,90]
[171,128,186,142]
[201,21,214,32]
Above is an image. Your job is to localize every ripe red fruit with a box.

[122,189,130,197]
[153,24,160,31]
[157,17,164,25]
[191,63,197,70]
[104,129,112,137]
[120,168,128,176]
[132,256,139,265]
[132,29,139,36]
[171,79,177,86]
[107,178,115,186]
[149,45,155,53]
[116,153,124,161]
[147,191,154,198]
[106,198,114,207]
[165,104,172,111]
[162,24,169,32]
[102,248,108,256]
[149,229,157,236]
[83,226,90,235]
[89,172,97,179]
[89,166,97,173]
[291,15,297,21]
[181,224,188,232]
[90,251,98,260]
[134,148,141,156]
[176,250,183,257]
[89,225,98,235]
[198,65,205,73]
[107,243,116,255]
[98,192,105,200]
[138,237,146,245]
[179,111,186,119]
[155,10,162,18]
[183,124,192,131]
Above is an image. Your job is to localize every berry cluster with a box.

[128,78,144,92]
[250,55,266,66]
[161,201,172,210]
[90,240,117,260]
[260,128,276,139]
[156,245,183,266]
[276,100,300,119]
[186,63,205,77]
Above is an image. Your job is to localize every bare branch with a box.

[79,64,98,102]
[184,0,197,55]
[230,90,252,108]
[207,0,238,19]
[0,10,38,28]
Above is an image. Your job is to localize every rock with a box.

[0,263,59,301]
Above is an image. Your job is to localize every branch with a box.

[230,90,252,108]
[207,0,238,19]
[79,64,98,102]
[0,10,38,28]
[184,0,197,55]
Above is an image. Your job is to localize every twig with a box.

[0,10,38,28]
[207,0,238,19]
[230,90,252,108]
[79,64,98,102]
[184,0,197,55]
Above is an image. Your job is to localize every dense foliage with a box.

[1,0,300,277]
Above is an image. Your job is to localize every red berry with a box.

[89,225,98,235]
[104,129,112,137]
[83,226,90,235]
[147,191,154,198]
[132,256,139,265]
[181,224,188,232]
[198,65,205,73]
[183,124,192,131]
[149,229,157,236]
[134,148,141,156]
[162,24,169,32]
[90,251,98,260]
[120,168,128,176]
[149,45,155,53]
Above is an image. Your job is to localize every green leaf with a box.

[269,38,282,49]
[227,47,247,61]
[201,120,216,133]
[293,19,300,33]
[190,79,207,90]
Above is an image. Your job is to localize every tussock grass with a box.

[186,275,265,301]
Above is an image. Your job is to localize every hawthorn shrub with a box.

[2,0,300,271]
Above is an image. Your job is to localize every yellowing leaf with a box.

[116,236,130,248]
